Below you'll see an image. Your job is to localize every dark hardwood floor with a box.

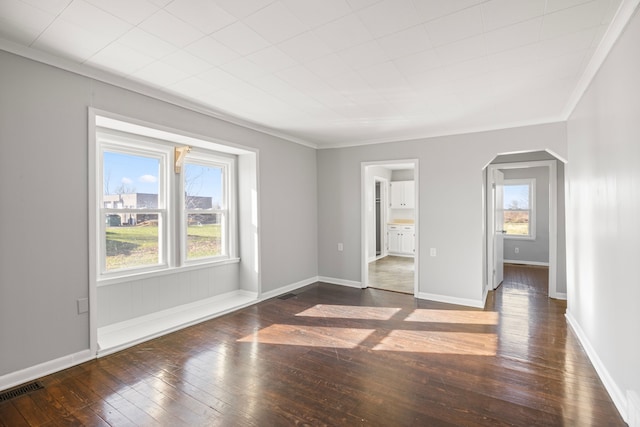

[0,265,625,426]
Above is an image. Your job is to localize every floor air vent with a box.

[0,382,44,402]
[278,293,296,300]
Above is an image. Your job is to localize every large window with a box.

[503,179,535,239]
[96,129,236,278]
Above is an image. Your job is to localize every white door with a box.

[493,169,505,289]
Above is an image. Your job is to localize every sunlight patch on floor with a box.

[237,324,375,348]
[373,331,498,355]
[295,304,401,320]
[405,309,499,325]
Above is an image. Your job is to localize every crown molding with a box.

[316,118,565,149]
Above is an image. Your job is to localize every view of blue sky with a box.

[503,184,529,210]
[185,163,222,203]
[104,152,222,203]
[104,151,159,195]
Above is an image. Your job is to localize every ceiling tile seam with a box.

[478,0,490,62]
[205,2,573,72]
[235,1,275,22]
[407,0,492,24]
[27,0,74,48]
[543,0,599,15]
[18,0,73,19]
[79,9,187,69]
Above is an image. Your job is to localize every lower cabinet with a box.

[388,225,415,256]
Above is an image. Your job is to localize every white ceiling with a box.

[0,0,630,148]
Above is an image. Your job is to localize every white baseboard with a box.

[482,285,490,306]
[0,349,93,392]
[503,259,549,266]
[259,276,319,301]
[368,254,387,263]
[565,310,628,422]
[318,276,363,289]
[98,290,258,357]
[552,292,567,300]
[628,390,640,427]
[387,252,414,258]
[417,292,485,309]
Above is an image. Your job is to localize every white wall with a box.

[0,51,318,377]
[318,123,567,306]
[566,7,640,421]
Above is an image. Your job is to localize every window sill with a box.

[97,257,241,287]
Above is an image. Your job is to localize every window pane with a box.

[184,164,223,209]
[104,151,160,206]
[187,213,222,259]
[105,214,160,270]
[503,184,529,210]
[504,211,529,235]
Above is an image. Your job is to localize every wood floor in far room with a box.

[0,265,625,426]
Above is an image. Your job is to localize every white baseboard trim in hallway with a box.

[503,260,550,266]
[318,276,363,288]
[629,391,640,427]
[566,310,628,422]
[260,277,319,300]
[417,292,485,309]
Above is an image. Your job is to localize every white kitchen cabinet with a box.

[387,225,415,256]
[390,181,415,209]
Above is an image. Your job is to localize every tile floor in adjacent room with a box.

[368,255,414,294]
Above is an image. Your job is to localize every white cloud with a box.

[121,177,133,184]
[139,174,157,183]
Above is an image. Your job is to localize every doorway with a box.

[361,160,419,296]
[485,156,565,299]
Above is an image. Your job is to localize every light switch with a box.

[430,248,436,257]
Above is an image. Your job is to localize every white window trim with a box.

[95,127,238,283]
[503,178,536,241]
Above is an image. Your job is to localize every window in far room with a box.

[502,179,535,239]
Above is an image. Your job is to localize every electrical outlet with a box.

[430,248,436,257]
[338,243,343,251]
[515,247,519,254]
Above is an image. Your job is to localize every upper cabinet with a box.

[390,181,415,209]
